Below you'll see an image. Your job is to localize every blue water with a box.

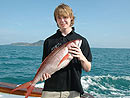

[0,45,130,98]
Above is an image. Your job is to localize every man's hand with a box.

[68,44,84,61]
[40,73,51,81]
[68,44,91,72]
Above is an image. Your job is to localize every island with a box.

[10,40,44,46]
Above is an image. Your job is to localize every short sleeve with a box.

[42,40,48,62]
[81,38,92,62]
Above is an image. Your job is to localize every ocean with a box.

[0,45,130,98]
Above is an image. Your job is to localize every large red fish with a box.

[10,39,82,98]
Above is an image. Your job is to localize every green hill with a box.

[10,40,44,46]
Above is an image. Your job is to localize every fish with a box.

[10,39,82,98]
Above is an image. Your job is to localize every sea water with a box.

[0,45,130,98]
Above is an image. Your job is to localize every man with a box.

[41,3,92,98]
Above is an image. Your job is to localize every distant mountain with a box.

[10,40,44,46]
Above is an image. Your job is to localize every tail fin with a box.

[10,81,35,98]
[25,84,35,98]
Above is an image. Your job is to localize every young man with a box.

[41,3,92,98]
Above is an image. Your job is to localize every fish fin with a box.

[10,81,33,97]
[25,85,34,98]
[58,53,69,67]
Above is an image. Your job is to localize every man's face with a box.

[56,16,71,29]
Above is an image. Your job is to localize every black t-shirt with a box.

[42,27,92,95]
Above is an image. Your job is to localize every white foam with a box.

[17,82,44,88]
[35,82,44,88]
[81,75,130,97]
[81,78,89,90]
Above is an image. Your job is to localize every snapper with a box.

[10,39,82,98]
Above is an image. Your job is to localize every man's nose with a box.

[61,18,65,22]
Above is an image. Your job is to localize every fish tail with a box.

[25,84,34,98]
[10,81,34,98]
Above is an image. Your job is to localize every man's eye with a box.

[58,16,61,19]
[63,16,68,19]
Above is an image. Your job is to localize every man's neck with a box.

[60,27,72,36]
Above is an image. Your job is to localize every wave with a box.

[1,75,129,98]
[34,75,130,97]
[2,68,128,97]
[81,75,130,98]
[0,56,10,59]
[0,55,40,61]
[16,56,40,60]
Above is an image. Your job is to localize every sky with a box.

[0,0,130,48]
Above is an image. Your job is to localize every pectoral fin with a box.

[58,53,69,67]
